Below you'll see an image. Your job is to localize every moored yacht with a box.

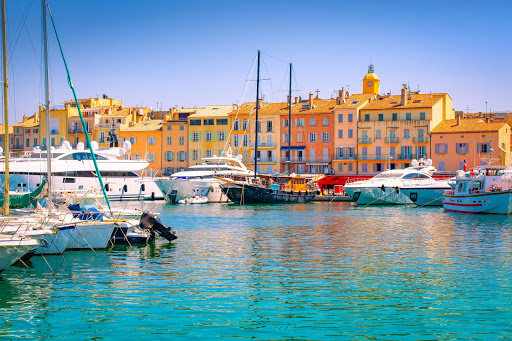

[155,149,254,203]
[344,159,438,205]
[443,166,512,214]
[0,141,163,201]
[400,180,453,206]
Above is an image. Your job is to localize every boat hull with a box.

[35,226,75,255]
[344,186,413,205]
[443,191,512,214]
[400,187,449,206]
[155,179,229,203]
[220,183,316,204]
[67,223,115,249]
[0,239,39,272]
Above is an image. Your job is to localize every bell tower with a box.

[362,64,380,94]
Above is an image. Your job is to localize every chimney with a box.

[308,93,313,108]
[400,84,408,106]
[34,111,39,123]
[287,95,291,106]
[22,115,27,123]
[232,103,238,111]
[456,113,461,126]
[258,98,263,109]
[294,97,298,104]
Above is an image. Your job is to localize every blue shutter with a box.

[477,143,481,153]
[415,146,418,158]
[435,144,439,154]
[445,143,448,154]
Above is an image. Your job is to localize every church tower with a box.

[362,64,380,94]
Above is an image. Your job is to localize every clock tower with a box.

[362,64,380,94]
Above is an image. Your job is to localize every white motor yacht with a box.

[344,159,438,205]
[155,149,254,203]
[400,180,452,206]
[0,140,163,201]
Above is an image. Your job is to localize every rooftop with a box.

[188,105,233,118]
[361,93,444,110]
[431,118,508,133]
[120,119,163,132]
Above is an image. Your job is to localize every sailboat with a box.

[218,52,317,204]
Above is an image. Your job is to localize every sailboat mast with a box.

[254,50,260,180]
[42,0,51,214]
[1,0,8,215]
[288,63,292,175]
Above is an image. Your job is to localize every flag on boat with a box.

[463,158,467,172]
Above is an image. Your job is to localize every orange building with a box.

[431,116,510,172]
[162,108,191,175]
[279,94,336,174]
[119,119,164,176]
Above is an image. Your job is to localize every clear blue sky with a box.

[2,0,511,124]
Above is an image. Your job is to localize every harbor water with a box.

[1,202,512,340]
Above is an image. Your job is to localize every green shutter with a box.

[190,131,194,142]
[216,131,219,141]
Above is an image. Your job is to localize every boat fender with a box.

[316,190,321,195]
[395,186,399,194]
[209,185,214,193]
[381,184,385,192]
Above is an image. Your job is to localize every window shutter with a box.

[445,143,448,154]
[231,135,235,147]
[216,131,219,141]
[190,131,194,142]
[435,144,439,154]
[308,133,311,142]
[477,143,481,153]
[415,146,418,157]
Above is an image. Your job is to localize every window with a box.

[129,136,136,145]
[338,130,343,139]
[338,163,343,171]
[216,119,228,125]
[167,136,172,145]
[26,138,30,147]
[282,119,289,127]
[302,104,310,110]
[436,143,448,154]
[404,129,410,138]
[134,153,140,160]
[206,132,213,141]
[166,151,174,161]
[323,118,328,126]
[322,133,330,142]
[233,135,240,147]
[206,150,213,157]
[256,121,261,132]
[418,145,427,158]
[479,143,490,153]
[267,121,273,132]
[438,161,445,171]
[243,119,250,130]
[283,133,290,143]
[378,114,383,121]
[402,146,412,158]
[193,150,200,160]
[406,113,411,120]
[34,138,37,146]
[362,163,367,173]
[180,125,184,131]
[243,134,249,146]
[309,133,317,142]
[218,132,226,141]
[338,114,343,123]
[203,119,214,125]
[297,132,303,143]
[25,129,30,134]
[190,119,201,126]
[348,129,353,138]
[420,112,426,120]
[34,129,38,133]
[179,136,184,145]
[167,126,172,131]
[193,132,199,142]
[149,153,156,162]
[297,118,305,127]
[310,118,316,127]
[180,151,187,161]
[348,114,353,122]
[376,130,381,139]
[365,114,370,121]
[348,163,353,171]
[392,113,397,121]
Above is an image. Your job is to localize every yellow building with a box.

[0,124,13,152]
[431,116,510,172]
[362,64,380,95]
[249,102,281,174]
[188,105,233,165]
[119,119,164,176]
[94,107,151,148]
[227,102,254,163]
[12,114,40,153]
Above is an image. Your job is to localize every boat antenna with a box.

[42,0,52,214]
[1,0,8,215]
[254,50,260,180]
[288,63,292,175]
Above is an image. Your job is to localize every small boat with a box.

[400,181,452,206]
[178,197,208,204]
[443,166,512,214]
[0,235,40,273]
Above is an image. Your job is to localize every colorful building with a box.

[248,102,281,174]
[188,105,233,165]
[119,119,164,176]
[279,94,336,174]
[162,108,191,175]
[12,114,40,153]
[431,116,510,172]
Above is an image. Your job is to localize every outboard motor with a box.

[139,212,177,242]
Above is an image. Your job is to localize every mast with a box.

[288,63,292,175]
[254,50,260,180]
[1,0,8,215]
[42,0,51,214]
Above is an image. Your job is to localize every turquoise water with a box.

[1,202,512,340]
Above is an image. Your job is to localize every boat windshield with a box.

[373,173,404,179]
[185,166,233,172]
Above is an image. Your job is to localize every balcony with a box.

[357,138,372,144]
[333,154,356,161]
[279,157,331,163]
[251,157,277,163]
[11,144,24,150]
[50,130,59,135]
[69,128,84,134]
[385,136,400,143]
[249,141,276,148]
[413,136,429,143]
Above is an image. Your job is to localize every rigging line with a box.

[15,0,40,70]
[261,52,289,65]
[8,0,34,64]
[261,56,275,103]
